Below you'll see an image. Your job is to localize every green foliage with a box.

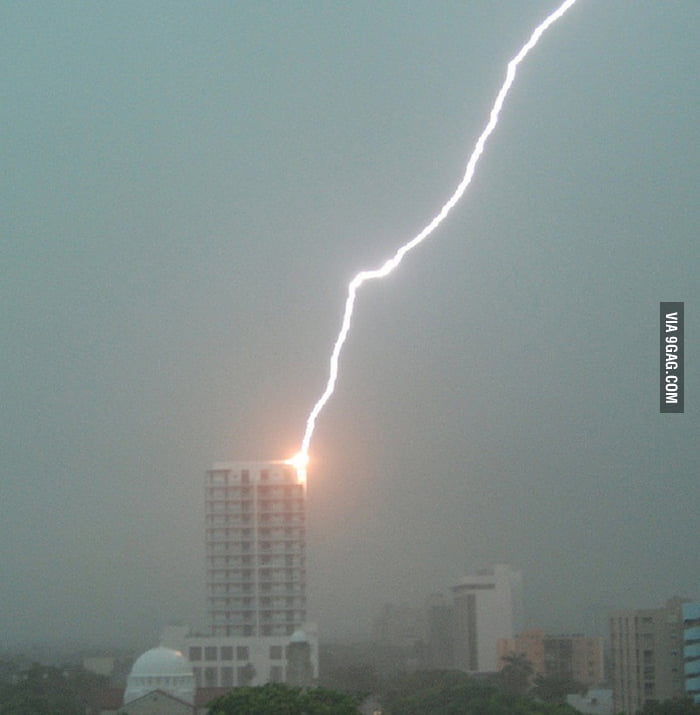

[0,663,107,715]
[530,673,584,703]
[635,697,700,715]
[380,670,580,715]
[320,662,379,698]
[207,681,361,714]
[498,653,534,696]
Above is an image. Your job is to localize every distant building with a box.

[684,602,700,704]
[498,629,604,687]
[451,564,522,672]
[566,688,613,715]
[83,656,115,678]
[609,597,687,714]
[373,603,424,651]
[498,628,545,678]
[425,593,454,670]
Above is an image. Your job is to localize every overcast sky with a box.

[2,0,698,652]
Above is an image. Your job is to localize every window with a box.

[205,667,217,686]
[205,646,218,661]
[237,664,254,685]
[192,667,202,686]
[236,646,249,660]
[270,665,284,682]
[221,666,233,687]
[270,645,283,660]
[221,646,233,661]
[189,646,202,661]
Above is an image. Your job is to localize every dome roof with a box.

[124,646,195,705]
[129,646,192,677]
[290,629,308,643]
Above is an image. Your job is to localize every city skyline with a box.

[2,1,698,650]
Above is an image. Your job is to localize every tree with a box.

[0,663,107,715]
[635,697,700,715]
[530,673,584,703]
[320,662,379,698]
[207,682,361,714]
[380,669,579,715]
[498,652,534,695]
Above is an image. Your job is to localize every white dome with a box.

[129,646,193,677]
[124,646,195,705]
[290,629,308,644]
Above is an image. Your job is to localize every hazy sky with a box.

[2,1,698,651]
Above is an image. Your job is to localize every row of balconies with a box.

[205,497,304,510]
[207,549,305,562]
[209,611,306,625]
[211,626,254,637]
[208,597,305,608]
[258,514,305,524]
[208,583,308,598]
[206,541,305,553]
[259,583,305,594]
[207,555,305,566]
[208,571,255,582]
[207,487,302,500]
[208,573,306,583]
[210,626,293,638]
[205,528,305,540]
[205,512,304,525]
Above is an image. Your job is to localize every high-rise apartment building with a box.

[609,597,686,714]
[684,602,700,704]
[205,460,307,637]
[180,460,317,688]
[451,564,523,672]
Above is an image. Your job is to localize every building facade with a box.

[205,461,307,638]
[498,629,604,687]
[609,597,686,714]
[195,460,317,687]
[684,602,700,704]
[451,564,522,673]
[425,592,455,670]
[181,630,318,689]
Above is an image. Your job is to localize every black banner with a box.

[660,302,684,413]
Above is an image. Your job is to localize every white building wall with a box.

[204,460,307,638]
[166,629,318,689]
[186,459,317,689]
[451,564,522,672]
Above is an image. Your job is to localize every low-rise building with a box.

[498,629,604,687]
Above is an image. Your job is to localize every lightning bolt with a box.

[294,0,579,469]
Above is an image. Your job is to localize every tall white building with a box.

[204,460,307,637]
[178,460,317,688]
[609,597,686,713]
[451,564,522,673]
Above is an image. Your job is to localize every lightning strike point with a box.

[285,451,309,483]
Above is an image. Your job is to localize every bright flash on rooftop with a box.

[285,452,309,481]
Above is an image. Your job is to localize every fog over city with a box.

[2,1,698,652]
